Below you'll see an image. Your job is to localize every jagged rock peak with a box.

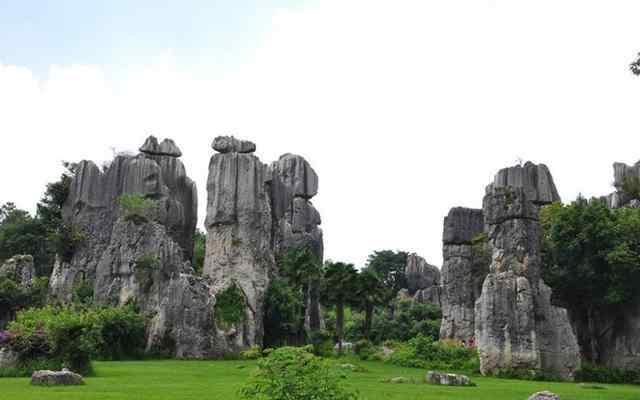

[405,253,440,294]
[443,207,484,245]
[139,135,183,157]
[490,161,560,205]
[271,153,319,199]
[212,136,256,154]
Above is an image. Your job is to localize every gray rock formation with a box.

[425,371,472,386]
[203,137,324,349]
[46,137,224,357]
[212,136,256,154]
[474,163,580,380]
[404,253,441,305]
[31,369,84,386]
[204,144,274,349]
[528,391,560,400]
[0,255,35,329]
[439,208,488,343]
[49,136,197,304]
[0,347,18,370]
[0,255,35,287]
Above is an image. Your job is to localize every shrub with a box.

[241,345,263,360]
[72,280,94,304]
[240,346,359,400]
[386,334,479,373]
[119,193,157,224]
[309,329,334,357]
[354,339,379,361]
[215,284,246,329]
[89,306,146,360]
[6,305,146,375]
[9,306,94,374]
[575,363,640,384]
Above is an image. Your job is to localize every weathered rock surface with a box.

[140,135,183,157]
[425,371,472,386]
[0,347,18,369]
[491,162,560,205]
[212,136,256,154]
[31,369,84,386]
[0,255,34,287]
[475,163,579,380]
[49,136,197,304]
[0,255,35,329]
[528,391,560,400]
[405,253,440,294]
[439,208,488,343]
[204,137,324,349]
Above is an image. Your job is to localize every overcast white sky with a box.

[2,0,640,267]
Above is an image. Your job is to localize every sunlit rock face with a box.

[203,137,324,349]
[49,136,197,304]
[439,207,487,343]
[475,163,580,381]
[46,137,227,358]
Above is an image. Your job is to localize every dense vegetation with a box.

[1,305,145,377]
[541,199,640,364]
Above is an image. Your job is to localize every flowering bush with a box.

[0,330,14,346]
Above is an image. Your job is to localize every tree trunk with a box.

[308,279,321,333]
[364,301,374,339]
[337,301,344,354]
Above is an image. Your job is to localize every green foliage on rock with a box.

[119,193,158,224]
[191,229,206,274]
[240,346,359,400]
[215,284,247,329]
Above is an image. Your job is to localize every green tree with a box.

[321,261,358,354]
[365,250,408,306]
[541,199,640,363]
[0,204,48,270]
[281,247,322,333]
[354,267,388,339]
[191,229,206,274]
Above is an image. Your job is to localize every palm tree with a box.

[278,247,323,341]
[321,261,358,354]
[355,267,389,339]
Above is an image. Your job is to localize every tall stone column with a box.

[204,136,274,348]
[439,207,487,343]
[474,162,580,380]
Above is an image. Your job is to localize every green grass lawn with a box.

[0,358,637,400]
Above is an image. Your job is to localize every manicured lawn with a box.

[0,358,637,400]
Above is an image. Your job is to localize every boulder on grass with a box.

[31,369,84,386]
[425,371,472,386]
[528,391,560,400]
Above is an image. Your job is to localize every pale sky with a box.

[1,0,640,267]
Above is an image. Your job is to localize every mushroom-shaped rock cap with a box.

[212,136,256,154]
[158,139,182,157]
[139,136,182,157]
[140,135,160,154]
